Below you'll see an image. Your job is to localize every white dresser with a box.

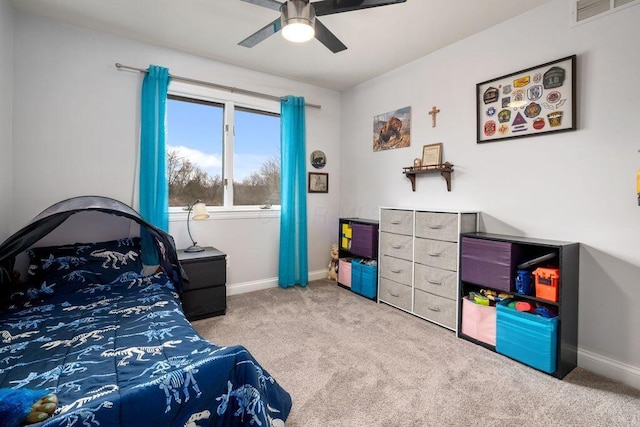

[378,208,478,331]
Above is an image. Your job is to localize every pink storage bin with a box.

[461,296,497,346]
[338,258,352,287]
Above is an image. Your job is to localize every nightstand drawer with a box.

[181,258,226,291]
[181,286,226,320]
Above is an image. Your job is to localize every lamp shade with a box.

[191,202,209,220]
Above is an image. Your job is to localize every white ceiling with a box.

[9,0,551,91]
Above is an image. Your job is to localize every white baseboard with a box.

[578,348,640,390]
[227,269,328,296]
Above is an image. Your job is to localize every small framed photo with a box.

[421,143,443,169]
[308,172,328,193]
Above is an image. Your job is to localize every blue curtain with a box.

[139,65,171,265]
[278,96,308,288]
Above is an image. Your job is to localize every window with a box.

[166,91,280,211]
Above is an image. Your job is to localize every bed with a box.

[0,197,292,427]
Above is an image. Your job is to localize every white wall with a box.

[0,0,13,241]
[11,12,342,291]
[341,0,640,388]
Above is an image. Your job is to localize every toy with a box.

[327,244,339,281]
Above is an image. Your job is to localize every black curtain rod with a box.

[115,63,321,109]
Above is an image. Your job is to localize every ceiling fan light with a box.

[281,0,316,43]
[282,21,315,43]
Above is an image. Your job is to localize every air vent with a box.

[572,0,639,25]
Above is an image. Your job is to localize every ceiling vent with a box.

[572,0,639,25]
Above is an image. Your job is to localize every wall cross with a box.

[428,106,440,128]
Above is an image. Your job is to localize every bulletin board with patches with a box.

[476,55,576,143]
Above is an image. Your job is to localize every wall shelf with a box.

[402,163,453,192]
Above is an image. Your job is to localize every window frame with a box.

[167,81,281,220]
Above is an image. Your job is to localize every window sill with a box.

[169,207,281,221]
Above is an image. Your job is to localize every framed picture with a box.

[476,55,576,143]
[373,106,411,151]
[308,172,328,193]
[421,143,443,169]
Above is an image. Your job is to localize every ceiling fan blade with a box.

[314,0,406,16]
[238,18,283,47]
[314,18,347,53]
[240,0,283,12]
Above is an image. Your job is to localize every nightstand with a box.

[177,247,227,320]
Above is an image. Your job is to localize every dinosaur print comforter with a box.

[0,271,292,426]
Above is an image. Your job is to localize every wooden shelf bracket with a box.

[403,163,453,192]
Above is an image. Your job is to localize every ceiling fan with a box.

[239,0,407,53]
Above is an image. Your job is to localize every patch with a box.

[483,87,499,104]
[498,124,509,135]
[524,102,542,118]
[543,66,565,89]
[546,91,561,103]
[512,111,527,126]
[512,90,526,109]
[533,73,542,83]
[484,120,497,136]
[547,111,564,127]
[486,107,496,116]
[527,85,543,101]
[502,97,511,108]
[555,99,567,109]
[503,85,512,95]
[533,118,545,130]
[498,109,511,123]
[513,76,530,87]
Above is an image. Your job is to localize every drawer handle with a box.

[391,244,402,249]
[389,290,400,297]
[427,306,441,312]
[390,269,402,274]
[427,280,443,286]
[427,252,442,257]
[427,224,443,229]
[390,220,402,225]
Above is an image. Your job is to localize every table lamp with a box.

[185,200,210,252]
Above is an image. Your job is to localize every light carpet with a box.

[192,279,640,426]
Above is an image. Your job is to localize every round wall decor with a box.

[310,150,327,169]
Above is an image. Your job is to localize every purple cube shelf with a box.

[349,223,378,258]
[460,237,522,292]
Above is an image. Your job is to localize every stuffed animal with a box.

[327,244,339,281]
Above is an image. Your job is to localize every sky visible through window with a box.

[167,98,280,182]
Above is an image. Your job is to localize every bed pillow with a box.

[26,237,143,292]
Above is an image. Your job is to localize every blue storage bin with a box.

[351,259,377,299]
[496,299,558,374]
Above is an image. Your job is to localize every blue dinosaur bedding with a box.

[0,269,292,426]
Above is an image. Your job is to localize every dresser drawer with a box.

[379,231,413,261]
[414,238,457,271]
[414,263,457,300]
[414,289,456,330]
[415,212,459,242]
[378,278,412,311]
[380,209,413,236]
[380,256,413,286]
